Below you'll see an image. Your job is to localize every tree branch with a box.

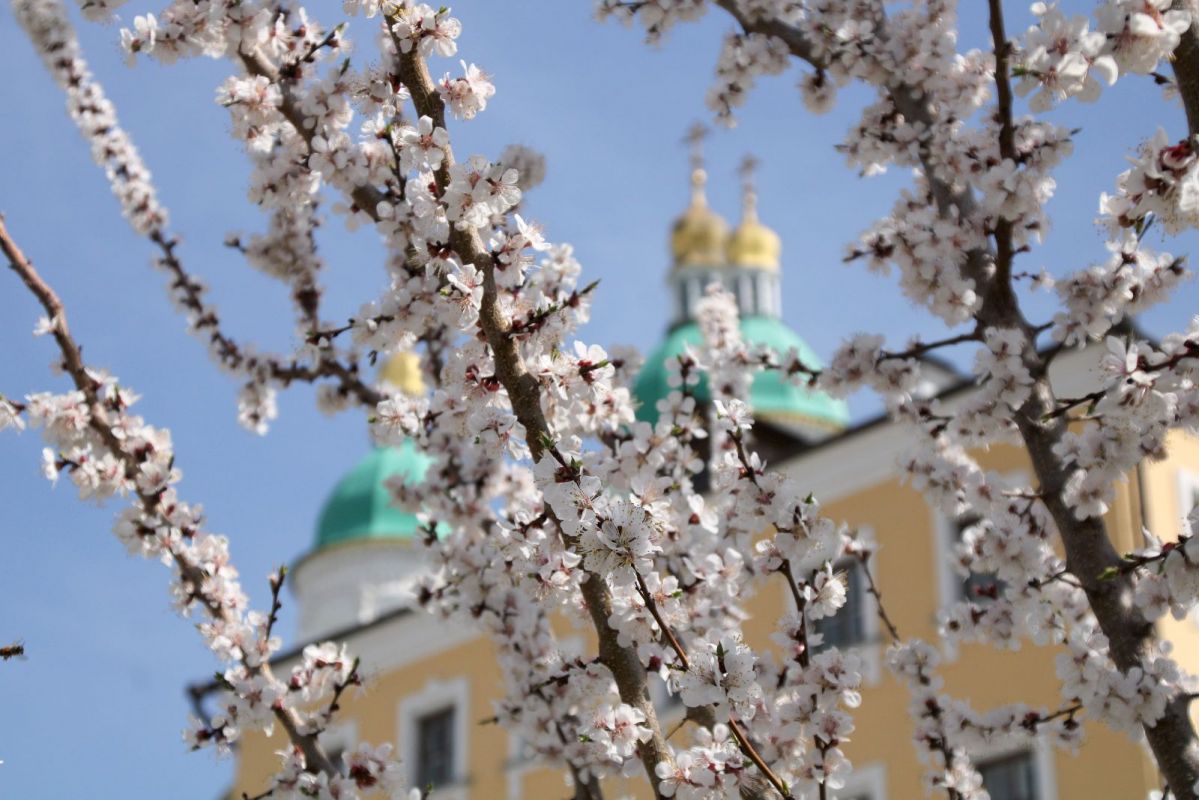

[0,215,338,776]
[709,3,1199,795]
[388,40,676,799]
[1169,1,1199,138]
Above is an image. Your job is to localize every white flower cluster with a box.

[974,328,1034,411]
[1015,3,1117,110]
[1051,333,1197,520]
[13,0,1199,795]
[14,0,165,234]
[1096,0,1190,75]
[439,61,495,120]
[1051,235,1188,346]
[654,724,751,799]
[391,3,462,55]
[678,633,762,722]
[696,285,755,443]
[579,703,653,777]
[707,32,791,124]
[267,742,416,800]
[1056,629,1182,737]
[1101,129,1199,235]
[12,364,413,796]
[844,193,983,325]
[1015,0,1189,111]
[1132,508,1199,622]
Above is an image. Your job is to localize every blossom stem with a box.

[634,571,689,669]
[853,551,901,643]
[726,718,795,800]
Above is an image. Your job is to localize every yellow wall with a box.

[236,635,512,797]
[1146,431,1199,789]
[229,435,1199,799]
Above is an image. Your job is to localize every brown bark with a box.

[1170,1,1199,138]
[388,44,677,800]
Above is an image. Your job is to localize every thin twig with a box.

[853,550,900,642]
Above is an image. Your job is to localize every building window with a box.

[399,677,469,797]
[813,560,869,651]
[952,515,1005,604]
[979,750,1039,800]
[416,707,456,789]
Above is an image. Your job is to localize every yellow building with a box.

[197,163,1199,800]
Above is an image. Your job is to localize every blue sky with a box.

[1,1,1197,797]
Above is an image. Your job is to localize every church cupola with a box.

[637,137,850,439]
[670,163,729,269]
[667,137,783,324]
[290,352,437,641]
[722,154,782,318]
[727,157,781,271]
[668,124,730,324]
[727,154,782,270]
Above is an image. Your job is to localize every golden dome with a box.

[727,156,780,271]
[727,216,781,271]
[380,351,425,397]
[671,168,730,268]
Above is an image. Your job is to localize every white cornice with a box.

[780,344,1105,502]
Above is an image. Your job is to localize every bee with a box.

[0,640,26,662]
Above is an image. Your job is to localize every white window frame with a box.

[823,554,882,685]
[316,721,358,774]
[796,529,882,686]
[1177,469,1199,532]
[1174,468,1199,632]
[933,473,1028,613]
[836,761,887,799]
[968,737,1058,800]
[933,511,990,612]
[398,677,470,800]
[505,729,532,800]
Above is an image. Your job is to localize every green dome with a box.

[315,441,432,550]
[633,316,850,428]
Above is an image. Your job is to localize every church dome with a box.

[314,440,431,550]
[726,158,780,271]
[312,351,436,552]
[633,316,849,429]
[379,351,425,396]
[671,168,729,268]
[727,217,781,271]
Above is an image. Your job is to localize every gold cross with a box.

[737,154,759,189]
[682,122,708,172]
